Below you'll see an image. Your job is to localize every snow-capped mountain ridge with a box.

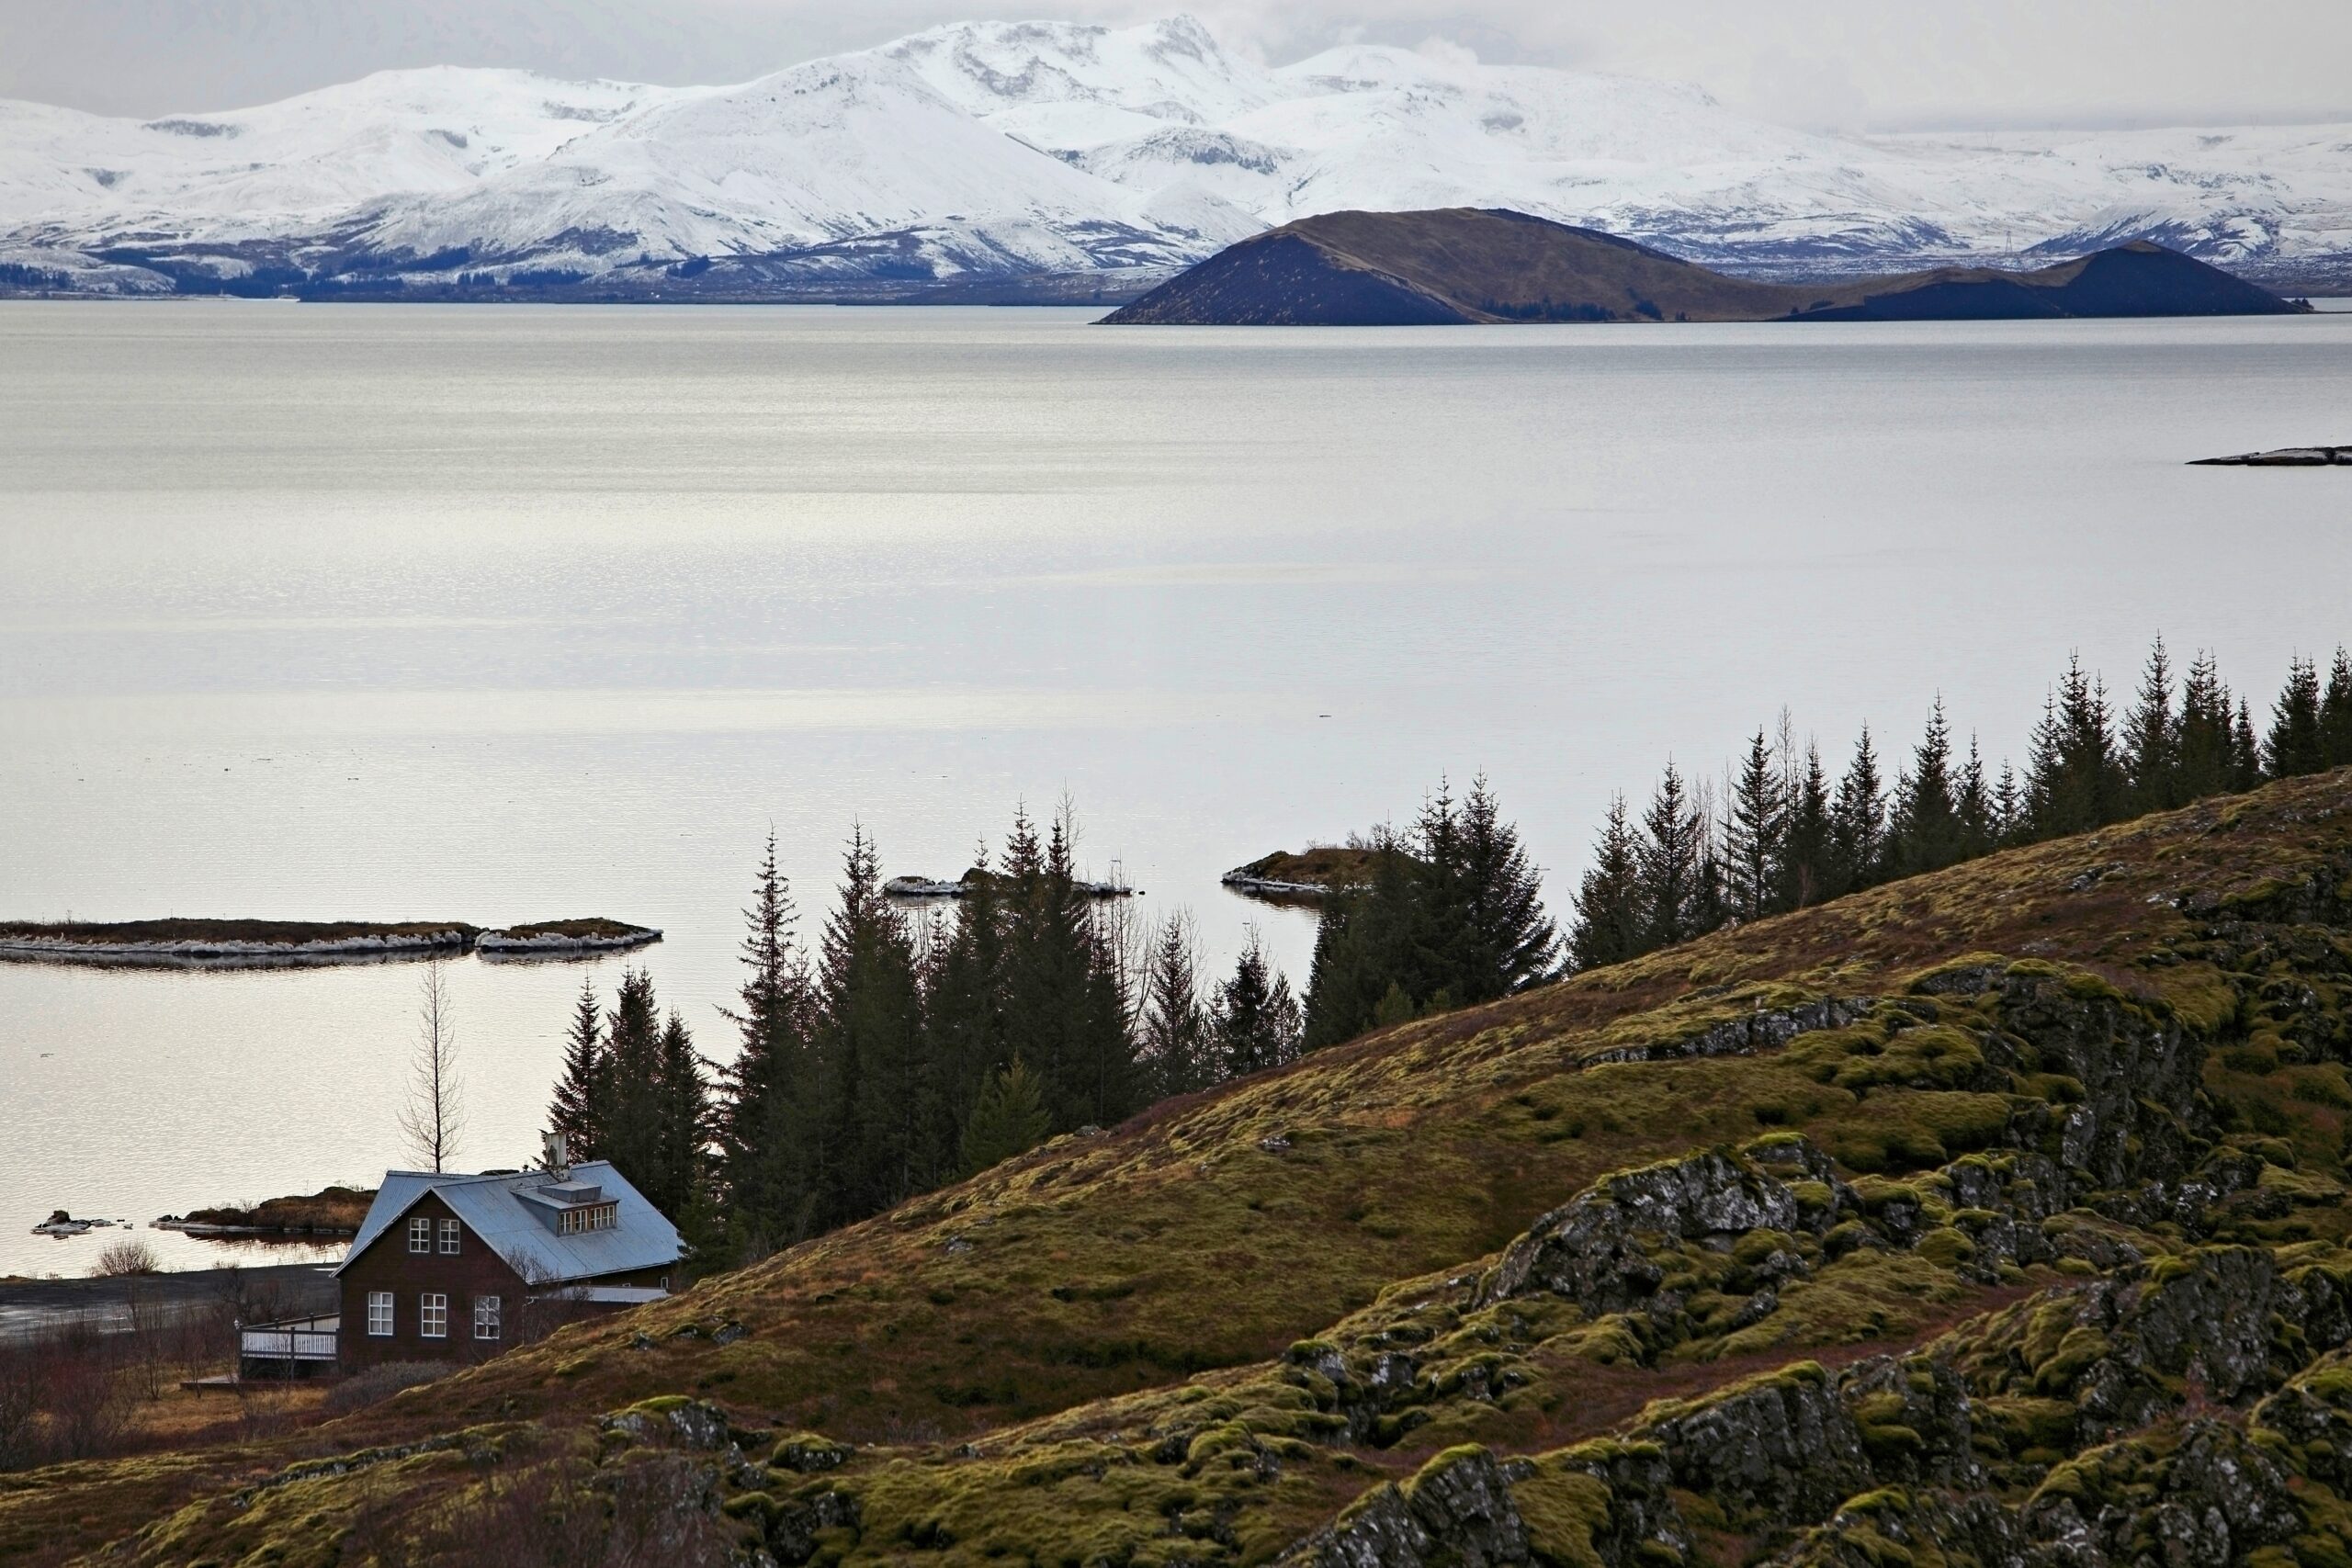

[4,14,2346,298]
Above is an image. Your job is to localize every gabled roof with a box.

[335,1161,683,1284]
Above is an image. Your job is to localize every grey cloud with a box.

[0,0,2344,130]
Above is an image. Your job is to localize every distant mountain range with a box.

[4,15,2348,300]
[1102,209,2308,325]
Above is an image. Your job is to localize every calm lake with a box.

[3,301,2348,1276]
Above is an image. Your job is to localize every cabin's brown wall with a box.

[337,1192,526,1369]
[335,1194,682,1368]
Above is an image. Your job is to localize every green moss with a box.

[1510,1453,1616,1568]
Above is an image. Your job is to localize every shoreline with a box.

[0,918,662,967]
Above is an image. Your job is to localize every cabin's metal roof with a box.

[335,1161,682,1284]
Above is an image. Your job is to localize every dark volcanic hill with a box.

[1101,208,2308,325]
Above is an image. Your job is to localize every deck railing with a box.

[239,1317,339,1361]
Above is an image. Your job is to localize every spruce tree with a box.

[958,1057,1051,1176]
[1991,761,2025,847]
[2029,655,2125,837]
[1211,929,1303,1078]
[1635,762,1703,948]
[921,840,1010,1142]
[1000,807,1137,1130]
[2266,655,2327,777]
[1889,699,1964,877]
[1301,827,1428,1050]
[1828,728,1887,894]
[1448,774,1558,1000]
[2123,637,2179,812]
[2177,649,2234,802]
[1724,729,1784,922]
[1779,744,1834,909]
[1138,911,1213,1098]
[817,826,931,1221]
[2323,648,2352,769]
[548,974,606,1160]
[598,968,664,1202]
[1956,735,1995,859]
[1567,794,1645,972]
[2232,697,2265,791]
[713,832,818,1251]
[651,1010,712,1229]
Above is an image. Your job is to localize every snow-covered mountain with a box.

[4,15,2347,299]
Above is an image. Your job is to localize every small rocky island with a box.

[1221,845,1390,900]
[0,917,661,965]
[1103,208,2308,326]
[884,870,1136,899]
[2192,445,2351,465]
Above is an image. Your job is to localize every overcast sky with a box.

[2,0,2344,131]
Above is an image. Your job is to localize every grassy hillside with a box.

[12,770,2352,1564]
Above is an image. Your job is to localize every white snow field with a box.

[3,15,2346,296]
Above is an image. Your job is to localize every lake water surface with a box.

[4,302,2348,1276]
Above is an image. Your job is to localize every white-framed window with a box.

[439,1218,460,1255]
[368,1291,394,1337]
[419,1292,447,1338]
[474,1296,501,1341]
[560,1202,617,1235]
[408,1216,432,1254]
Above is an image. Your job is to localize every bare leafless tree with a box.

[397,961,465,1172]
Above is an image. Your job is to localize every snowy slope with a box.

[3,14,2348,297]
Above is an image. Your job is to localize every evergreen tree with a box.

[817,826,931,1221]
[650,1010,714,1238]
[598,968,664,1201]
[1138,911,1214,1098]
[1445,774,1559,999]
[1724,729,1784,922]
[1991,761,2025,847]
[1211,929,1304,1079]
[1889,699,1965,876]
[2177,649,2235,802]
[1302,827,1431,1049]
[1779,744,1834,909]
[2232,698,2265,791]
[958,1057,1052,1177]
[2323,649,2352,769]
[547,974,606,1160]
[713,832,818,1251]
[1635,762,1704,947]
[2267,655,2327,777]
[1956,735,1996,859]
[1828,728,1887,894]
[1566,794,1645,972]
[921,841,1010,1144]
[2027,655,2125,837]
[996,807,1137,1130]
[2123,637,2180,813]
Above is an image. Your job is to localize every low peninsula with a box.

[1102,208,2308,326]
[1220,845,1386,900]
[0,917,661,964]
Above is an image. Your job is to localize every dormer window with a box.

[559,1201,617,1235]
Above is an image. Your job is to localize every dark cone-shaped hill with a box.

[19,770,2352,1565]
[1102,208,2307,325]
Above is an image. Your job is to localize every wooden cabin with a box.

[239,1138,683,1377]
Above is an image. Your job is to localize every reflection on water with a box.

[2,303,2348,1274]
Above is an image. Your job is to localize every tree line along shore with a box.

[525,634,2352,1278]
